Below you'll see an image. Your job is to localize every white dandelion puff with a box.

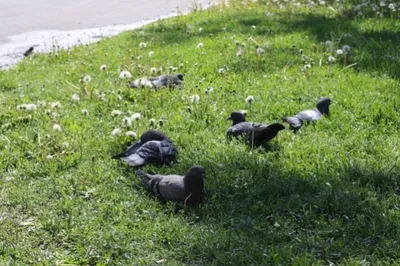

[46,155,54,159]
[37,100,46,107]
[122,117,132,127]
[150,67,157,74]
[380,0,386,7]
[81,109,89,116]
[139,42,147,49]
[189,94,200,103]
[53,124,62,132]
[111,110,123,117]
[388,3,396,10]
[125,131,138,139]
[245,95,255,104]
[256,46,265,55]
[336,49,344,55]
[342,45,351,53]
[51,102,62,109]
[197,42,204,48]
[100,64,107,71]
[218,68,226,74]
[199,27,203,32]
[328,56,336,63]
[304,64,312,69]
[71,94,80,101]
[148,51,154,57]
[205,87,214,94]
[119,70,132,79]
[131,113,142,121]
[251,25,256,29]
[25,104,37,111]
[83,75,91,83]
[62,142,69,148]
[111,128,121,136]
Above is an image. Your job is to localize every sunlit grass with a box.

[0,0,399,265]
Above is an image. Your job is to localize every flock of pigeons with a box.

[112,74,332,207]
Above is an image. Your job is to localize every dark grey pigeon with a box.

[130,74,183,89]
[227,111,285,146]
[112,130,177,167]
[135,165,205,206]
[282,97,331,131]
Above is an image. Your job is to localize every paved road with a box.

[0,0,215,68]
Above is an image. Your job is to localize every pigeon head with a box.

[176,74,184,81]
[227,111,246,125]
[316,97,331,115]
[183,165,205,206]
[140,130,168,144]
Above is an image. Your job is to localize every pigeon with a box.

[226,111,285,146]
[130,74,183,89]
[135,165,205,206]
[282,97,331,131]
[112,130,177,167]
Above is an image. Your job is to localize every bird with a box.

[282,97,331,131]
[23,45,38,57]
[112,130,177,167]
[135,165,205,206]
[130,74,183,89]
[226,111,285,146]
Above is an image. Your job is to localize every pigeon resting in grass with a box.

[135,165,205,206]
[226,111,285,146]
[130,74,183,89]
[112,130,177,167]
[282,97,331,131]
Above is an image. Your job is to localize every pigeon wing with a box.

[282,116,303,130]
[226,122,254,137]
[112,141,142,159]
[296,109,321,122]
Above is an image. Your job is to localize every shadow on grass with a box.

[175,150,400,264]
[141,7,400,79]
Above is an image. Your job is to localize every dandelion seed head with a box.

[100,64,107,71]
[148,51,154,57]
[37,100,46,107]
[139,42,147,49]
[125,131,137,139]
[304,64,312,69]
[245,95,255,104]
[83,75,91,83]
[328,56,336,63]
[46,155,54,159]
[150,67,157,74]
[148,118,156,127]
[189,94,200,103]
[218,68,226,74]
[111,128,121,136]
[131,113,142,121]
[111,110,123,117]
[71,94,80,101]
[256,47,265,55]
[251,25,256,29]
[122,117,132,127]
[51,102,62,109]
[53,124,62,132]
[119,70,132,79]
[336,49,344,55]
[197,42,204,48]
[81,109,89,116]
[342,45,351,53]
[198,27,203,32]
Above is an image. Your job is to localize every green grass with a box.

[1,0,400,265]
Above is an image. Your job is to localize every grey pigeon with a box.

[227,111,285,146]
[282,97,331,131]
[135,165,205,206]
[112,130,177,167]
[130,74,183,89]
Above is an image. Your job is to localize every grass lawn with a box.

[1,0,399,265]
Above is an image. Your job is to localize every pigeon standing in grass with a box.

[130,74,183,89]
[135,165,205,206]
[112,130,177,167]
[226,111,285,146]
[282,97,331,131]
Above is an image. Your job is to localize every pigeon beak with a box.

[226,116,232,121]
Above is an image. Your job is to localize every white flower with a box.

[342,45,351,53]
[251,25,256,29]
[26,104,37,111]
[148,119,156,127]
[150,67,157,74]
[100,64,107,71]
[205,87,214,94]
[139,42,147,49]
[131,113,142,121]
[256,47,265,55]
[336,49,344,55]
[111,110,123,116]
[189,94,200,103]
[198,27,203,32]
[71,94,80,101]
[245,95,255,104]
[148,51,154,57]
[197,42,204,48]
[218,68,226,74]
[37,100,46,107]
[122,117,132,127]
[53,124,62,132]
[380,0,386,7]
[111,128,121,136]
[125,131,137,139]
[304,64,312,69]
[119,70,132,79]
[328,56,336,63]
[388,3,396,10]
[51,102,62,109]
[83,75,91,83]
